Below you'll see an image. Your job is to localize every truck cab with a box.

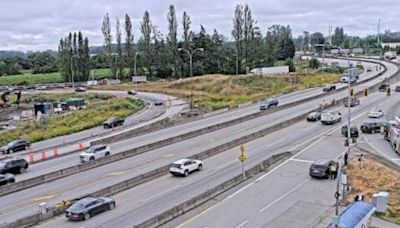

[321,111,342,125]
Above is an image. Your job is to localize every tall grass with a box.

[0,98,144,147]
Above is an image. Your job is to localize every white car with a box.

[169,159,203,176]
[368,109,384,118]
[79,145,111,162]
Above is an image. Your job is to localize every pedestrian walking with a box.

[358,154,365,169]
[344,152,349,166]
[332,162,338,179]
[329,163,337,180]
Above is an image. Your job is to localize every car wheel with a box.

[109,202,115,210]
[111,124,115,128]
[8,179,15,184]
[90,157,95,161]
[8,149,13,154]
[198,164,203,171]
[105,152,110,156]
[19,167,26,173]
[83,213,91,220]
[25,146,29,150]
[184,170,189,177]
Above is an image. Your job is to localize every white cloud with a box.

[0,0,398,51]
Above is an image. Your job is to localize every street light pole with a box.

[178,48,204,77]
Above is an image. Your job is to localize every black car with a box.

[65,197,115,221]
[361,122,382,134]
[341,125,359,138]
[309,160,335,178]
[260,98,279,110]
[378,84,389,92]
[154,100,164,106]
[103,117,124,128]
[1,140,30,154]
[306,112,321,121]
[0,174,15,186]
[322,84,336,92]
[0,158,29,174]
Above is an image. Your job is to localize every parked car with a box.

[368,108,384,118]
[307,112,321,121]
[75,87,87,92]
[1,140,30,154]
[154,100,164,106]
[309,160,335,178]
[260,98,279,110]
[0,174,15,186]
[36,85,47,90]
[79,145,111,162]
[65,197,116,221]
[341,125,359,138]
[321,111,342,125]
[343,96,360,107]
[127,90,137,95]
[322,84,336,92]
[103,117,124,128]
[0,158,29,174]
[366,67,372,72]
[378,84,389,92]
[361,122,382,134]
[169,159,203,177]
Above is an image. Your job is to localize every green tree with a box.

[303,31,310,51]
[309,58,320,69]
[140,11,153,76]
[310,32,325,47]
[101,13,115,78]
[232,4,244,74]
[125,14,135,76]
[116,18,124,79]
[167,4,179,77]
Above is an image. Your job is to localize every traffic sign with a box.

[238,144,247,162]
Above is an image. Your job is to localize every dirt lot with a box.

[344,154,400,224]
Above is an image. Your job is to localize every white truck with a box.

[321,111,342,125]
[384,51,397,60]
[387,116,400,154]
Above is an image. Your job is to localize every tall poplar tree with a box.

[167,4,178,77]
[101,13,115,78]
[125,14,134,76]
[140,11,153,76]
[116,18,123,79]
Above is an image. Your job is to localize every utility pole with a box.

[178,48,204,77]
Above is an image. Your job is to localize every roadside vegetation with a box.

[344,156,400,225]
[0,68,115,85]
[96,72,340,110]
[0,93,144,147]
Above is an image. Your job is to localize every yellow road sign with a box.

[239,144,247,162]
[238,154,247,162]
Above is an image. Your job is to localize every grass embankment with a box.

[0,68,114,85]
[344,156,400,224]
[0,93,144,147]
[96,73,340,110]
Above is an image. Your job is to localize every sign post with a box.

[238,144,247,179]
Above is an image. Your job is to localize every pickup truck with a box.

[321,111,342,125]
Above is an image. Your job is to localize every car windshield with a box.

[86,148,95,153]
[312,164,326,169]
[7,141,19,146]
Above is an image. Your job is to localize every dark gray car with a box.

[1,140,30,154]
[0,174,15,186]
[309,160,335,178]
[260,98,279,110]
[65,197,115,221]
[103,117,124,128]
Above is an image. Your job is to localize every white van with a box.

[321,111,342,125]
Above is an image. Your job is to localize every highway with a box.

[0,58,394,225]
[36,69,400,228]
[14,91,182,154]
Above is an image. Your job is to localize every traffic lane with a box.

[34,93,386,228]
[362,134,400,166]
[36,112,338,228]
[178,129,346,228]
[14,69,391,183]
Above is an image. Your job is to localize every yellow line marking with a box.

[32,194,57,202]
[108,171,126,176]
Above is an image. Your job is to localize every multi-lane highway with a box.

[0,57,397,227]
[37,65,400,228]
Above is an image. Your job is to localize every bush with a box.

[309,58,320,69]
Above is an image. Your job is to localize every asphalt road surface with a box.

[0,58,394,225]
[35,67,400,228]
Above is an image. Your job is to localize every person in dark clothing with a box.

[344,152,349,166]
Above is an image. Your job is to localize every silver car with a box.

[79,145,111,162]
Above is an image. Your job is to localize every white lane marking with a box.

[361,135,397,162]
[259,178,309,213]
[235,219,249,228]
[290,158,314,163]
[144,185,181,202]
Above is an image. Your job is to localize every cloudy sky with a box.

[0,0,398,51]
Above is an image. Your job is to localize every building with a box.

[250,66,289,75]
[381,42,400,49]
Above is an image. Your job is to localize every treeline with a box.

[95,4,296,80]
[58,32,90,82]
[0,51,57,76]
